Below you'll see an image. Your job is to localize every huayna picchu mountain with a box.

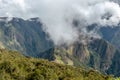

[0,17,120,77]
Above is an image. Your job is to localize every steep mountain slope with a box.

[100,26,120,49]
[46,39,120,77]
[0,17,53,57]
[88,24,120,50]
[0,49,115,80]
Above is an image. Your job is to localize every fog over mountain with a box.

[0,0,120,45]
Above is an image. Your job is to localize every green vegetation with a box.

[0,49,116,80]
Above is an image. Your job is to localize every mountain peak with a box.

[0,17,41,23]
[27,17,40,22]
[0,17,13,22]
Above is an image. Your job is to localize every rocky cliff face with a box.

[0,17,53,57]
[52,39,120,76]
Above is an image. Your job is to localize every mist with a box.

[0,0,120,45]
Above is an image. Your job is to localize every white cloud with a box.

[0,0,120,45]
[76,1,120,26]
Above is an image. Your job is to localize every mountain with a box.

[0,49,115,80]
[0,17,120,77]
[0,17,53,57]
[48,39,120,77]
[87,24,120,50]
[100,26,120,50]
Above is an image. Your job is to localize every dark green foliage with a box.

[0,49,115,80]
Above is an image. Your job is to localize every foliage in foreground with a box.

[0,49,116,80]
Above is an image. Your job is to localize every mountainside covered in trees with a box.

[0,49,116,80]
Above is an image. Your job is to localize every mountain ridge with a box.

[0,17,53,56]
[0,17,120,77]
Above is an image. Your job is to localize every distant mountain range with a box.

[0,17,120,76]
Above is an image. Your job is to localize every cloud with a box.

[78,1,120,26]
[0,0,120,45]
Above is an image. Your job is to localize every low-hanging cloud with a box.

[0,0,120,45]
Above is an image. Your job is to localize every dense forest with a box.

[0,49,118,80]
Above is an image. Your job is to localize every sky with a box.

[0,0,120,45]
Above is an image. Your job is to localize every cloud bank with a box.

[0,0,120,45]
